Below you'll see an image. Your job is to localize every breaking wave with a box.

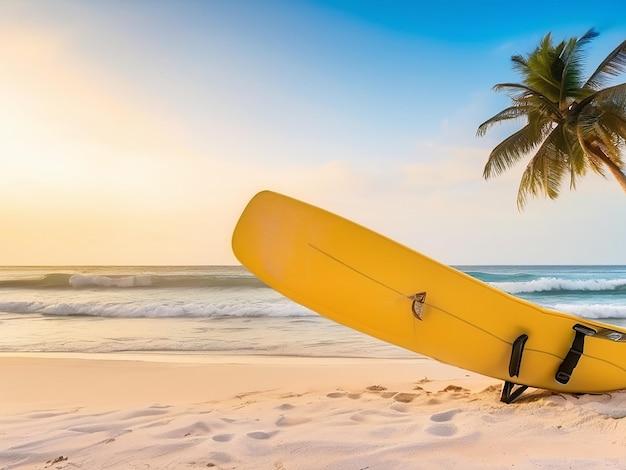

[490,277,626,295]
[0,273,267,289]
[0,300,313,318]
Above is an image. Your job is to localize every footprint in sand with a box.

[276,415,310,426]
[69,424,113,433]
[393,393,417,403]
[207,451,232,463]
[212,433,234,442]
[327,392,347,398]
[425,423,458,437]
[121,407,169,420]
[441,385,469,394]
[247,431,278,440]
[420,408,463,436]
[159,421,211,439]
[275,404,295,410]
[349,410,392,423]
[608,409,626,419]
[430,409,462,422]
[424,408,462,436]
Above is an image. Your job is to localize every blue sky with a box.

[1,0,625,265]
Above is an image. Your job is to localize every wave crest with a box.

[553,303,626,319]
[491,277,626,294]
[0,273,267,289]
[0,300,312,318]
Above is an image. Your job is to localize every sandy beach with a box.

[2,354,626,469]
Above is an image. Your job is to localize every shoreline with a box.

[2,354,626,469]
[0,353,494,413]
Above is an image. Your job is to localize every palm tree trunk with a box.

[586,143,626,194]
[606,163,626,193]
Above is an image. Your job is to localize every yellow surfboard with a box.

[232,191,626,401]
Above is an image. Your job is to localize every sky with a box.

[1,0,625,266]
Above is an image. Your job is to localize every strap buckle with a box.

[555,324,596,385]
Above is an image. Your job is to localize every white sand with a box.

[1,354,626,469]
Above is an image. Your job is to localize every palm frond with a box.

[575,115,612,176]
[559,30,599,100]
[492,82,537,96]
[511,54,528,75]
[492,83,562,117]
[575,83,626,161]
[584,38,626,89]
[581,116,624,166]
[602,104,626,140]
[562,127,588,189]
[476,105,532,136]
[483,122,548,179]
[561,28,599,66]
[591,82,626,108]
[520,33,565,101]
[516,129,569,208]
[570,83,626,118]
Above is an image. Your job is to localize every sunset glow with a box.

[2,1,625,265]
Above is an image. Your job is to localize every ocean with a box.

[1,265,626,359]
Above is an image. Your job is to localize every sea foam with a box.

[69,275,154,288]
[552,303,626,319]
[491,277,626,294]
[0,300,313,318]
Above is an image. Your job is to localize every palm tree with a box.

[477,29,626,209]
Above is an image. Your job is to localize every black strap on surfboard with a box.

[501,334,529,404]
[555,324,596,385]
